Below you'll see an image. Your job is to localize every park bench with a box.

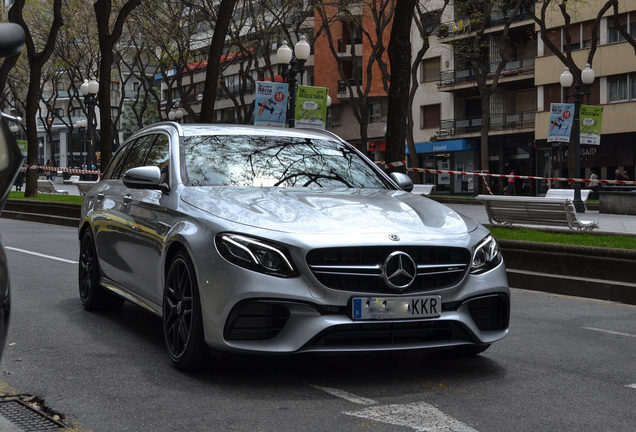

[411,184,436,196]
[75,181,98,196]
[476,195,599,231]
[63,175,80,185]
[37,179,69,195]
[545,188,592,201]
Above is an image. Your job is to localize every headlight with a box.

[470,235,502,274]
[216,234,298,277]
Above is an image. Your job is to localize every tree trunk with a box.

[386,0,416,175]
[199,0,238,123]
[94,0,141,169]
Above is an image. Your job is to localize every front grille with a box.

[306,246,470,294]
[224,301,290,341]
[467,294,510,331]
[305,320,472,348]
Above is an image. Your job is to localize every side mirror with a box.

[390,172,414,192]
[123,166,169,194]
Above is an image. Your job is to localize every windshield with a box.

[181,135,388,189]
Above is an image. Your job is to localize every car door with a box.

[91,140,136,283]
[115,133,172,307]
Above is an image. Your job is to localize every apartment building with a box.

[413,0,636,195]
[534,1,636,188]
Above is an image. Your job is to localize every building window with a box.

[420,104,441,129]
[608,13,636,43]
[421,57,441,83]
[369,102,382,123]
[608,75,628,102]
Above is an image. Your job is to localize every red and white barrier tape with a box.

[22,165,101,175]
[375,160,636,186]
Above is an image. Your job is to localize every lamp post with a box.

[559,63,595,213]
[80,78,99,175]
[277,35,311,128]
[76,118,87,178]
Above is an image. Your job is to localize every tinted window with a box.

[144,134,170,184]
[181,135,387,189]
[119,134,156,177]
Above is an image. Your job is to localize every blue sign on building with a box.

[407,139,477,154]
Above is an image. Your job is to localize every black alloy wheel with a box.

[163,250,208,370]
[78,229,124,311]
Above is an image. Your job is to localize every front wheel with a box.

[163,250,208,370]
[78,229,124,311]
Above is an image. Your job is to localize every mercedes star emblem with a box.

[382,251,417,290]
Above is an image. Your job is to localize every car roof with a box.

[132,122,345,143]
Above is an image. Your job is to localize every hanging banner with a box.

[253,81,288,127]
[547,103,575,143]
[579,105,603,145]
[295,85,328,129]
[17,139,28,156]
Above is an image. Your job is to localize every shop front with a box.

[408,139,479,194]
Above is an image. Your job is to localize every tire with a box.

[78,229,125,311]
[163,250,208,370]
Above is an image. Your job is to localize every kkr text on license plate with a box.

[352,296,442,320]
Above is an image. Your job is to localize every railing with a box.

[438,111,535,137]
[437,3,535,38]
[438,57,535,87]
[337,37,362,53]
[337,79,363,98]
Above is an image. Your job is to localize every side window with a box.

[117,134,156,178]
[145,134,170,184]
[102,142,130,180]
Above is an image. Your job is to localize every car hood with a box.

[181,187,478,235]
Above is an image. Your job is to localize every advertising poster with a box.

[17,139,27,156]
[579,105,603,145]
[253,81,288,127]
[547,103,575,143]
[295,85,328,129]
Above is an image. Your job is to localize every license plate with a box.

[352,296,442,320]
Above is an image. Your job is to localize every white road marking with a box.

[345,401,479,432]
[583,327,636,338]
[310,385,377,405]
[5,247,77,265]
[626,383,636,389]
[311,385,478,431]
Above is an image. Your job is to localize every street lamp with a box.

[168,106,184,122]
[80,78,99,175]
[277,35,311,128]
[560,63,595,213]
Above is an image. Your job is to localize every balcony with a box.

[337,79,363,99]
[438,56,535,89]
[438,111,535,138]
[437,3,535,39]
[337,38,363,59]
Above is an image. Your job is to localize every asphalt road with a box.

[0,219,635,431]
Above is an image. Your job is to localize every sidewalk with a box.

[12,181,636,235]
[447,202,636,235]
